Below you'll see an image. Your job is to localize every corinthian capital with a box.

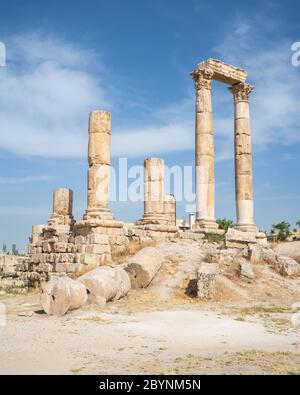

[229,82,254,101]
[191,68,214,90]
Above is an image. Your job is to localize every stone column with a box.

[189,213,195,229]
[84,110,113,221]
[48,188,74,226]
[140,158,165,225]
[191,68,218,230]
[164,195,176,226]
[229,82,257,233]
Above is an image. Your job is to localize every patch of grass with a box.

[226,350,300,375]
[185,350,300,375]
[204,233,224,244]
[238,305,291,315]
[84,315,108,324]
[0,284,27,295]
[234,316,246,322]
[70,367,85,374]
[112,240,154,262]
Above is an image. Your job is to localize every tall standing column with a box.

[164,194,176,226]
[139,158,166,225]
[229,83,257,233]
[84,110,113,221]
[191,68,218,230]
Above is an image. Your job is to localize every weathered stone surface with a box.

[206,248,237,266]
[191,66,217,231]
[193,58,247,85]
[138,158,166,225]
[78,266,130,302]
[239,258,254,280]
[248,245,300,277]
[123,247,163,289]
[40,275,87,316]
[249,246,277,265]
[87,294,106,307]
[275,242,300,264]
[225,228,256,248]
[197,262,219,299]
[48,188,74,226]
[274,255,300,277]
[229,83,257,233]
[164,195,176,226]
[84,110,114,221]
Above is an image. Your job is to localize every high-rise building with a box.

[12,244,18,255]
[2,244,7,253]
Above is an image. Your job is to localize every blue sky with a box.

[0,0,300,250]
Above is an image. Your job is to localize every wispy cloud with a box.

[0,33,107,158]
[212,14,300,156]
[1,19,299,161]
[0,205,48,215]
[0,175,53,184]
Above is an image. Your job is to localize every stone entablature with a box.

[193,58,247,85]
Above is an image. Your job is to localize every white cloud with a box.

[0,175,53,184]
[0,33,107,158]
[1,22,299,161]
[213,16,300,151]
[0,205,47,215]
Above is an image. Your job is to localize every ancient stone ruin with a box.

[191,58,258,234]
[24,59,269,289]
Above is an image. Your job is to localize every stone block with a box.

[42,242,52,253]
[87,233,109,244]
[55,262,67,273]
[239,258,254,280]
[58,234,69,243]
[85,244,111,255]
[36,263,53,273]
[54,242,68,253]
[75,235,86,245]
[59,253,75,263]
[274,255,300,277]
[197,262,219,299]
[225,228,256,249]
[66,263,80,274]
[76,244,86,254]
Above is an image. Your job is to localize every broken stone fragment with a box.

[274,241,300,264]
[225,228,256,249]
[40,275,88,316]
[239,258,254,280]
[123,246,163,289]
[197,262,219,300]
[78,265,130,302]
[274,255,300,277]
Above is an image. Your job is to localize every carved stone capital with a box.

[229,82,254,101]
[191,68,214,90]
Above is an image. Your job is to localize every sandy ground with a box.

[1,240,300,375]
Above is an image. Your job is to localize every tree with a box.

[271,221,291,241]
[296,220,300,229]
[216,218,235,233]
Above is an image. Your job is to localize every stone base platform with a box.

[192,227,225,236]
[225,228,267,249]
[178,230,205,242]
[131,224,178,242]
[25,219,130,288]
[135,215,167,226]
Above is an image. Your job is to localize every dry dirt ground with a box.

[1,240,300,375]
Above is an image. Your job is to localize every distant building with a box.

[12,244,18,255]
[2,244,7,253]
